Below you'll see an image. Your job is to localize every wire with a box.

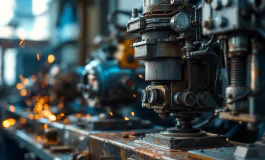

[108,10,132,31]
[146,0,169,18]
[203,35,215,48]
[146,1,189,18]
[208,51,222,101]
[227,91,251,104]
[227,80,265,104]
[193,114,216,128]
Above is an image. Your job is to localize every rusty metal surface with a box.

[188,147,237,160]
[188,147,265,160]
[4,128,72,160]
[81,116,153,131]
[64,124,98,152]
[4,107,164,159]
[188,142,265,160]
[135,132,230,150]
[219,112,265,123]
[89,133,190,160]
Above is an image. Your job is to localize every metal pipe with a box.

[251,38,259,91]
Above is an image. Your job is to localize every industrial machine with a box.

[1,12,162,160]
[3,0,265,160]
[188,0,265,159]
[125,0,227,150]
[79,34,153,130]
[87,0,265,159]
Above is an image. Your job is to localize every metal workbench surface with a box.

[3,128,72,160]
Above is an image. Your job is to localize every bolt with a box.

[215,16,227,27]
[211,0,222,10]
[202,20,213,30]
[132,8,138,18]
[247,143,255,147]
[222,0,232,7]
[227,94,233,99]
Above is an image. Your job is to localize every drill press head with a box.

[202,0,265,129]
[127,0,219,129]
[81,59,144,109]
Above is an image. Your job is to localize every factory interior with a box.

[1,0,265,159]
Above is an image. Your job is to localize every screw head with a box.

[211,0,222,10]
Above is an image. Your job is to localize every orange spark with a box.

[23,78,29,85]
[20,89,27,96]
[36,53,40,60]
[9,105,15,112]
[2,118,16,128]
[131,112,135,116]
[16,83,23,90]
[138,74,143,79]
[86,114,91,119]
[133,94,136,98]
[20,118,26,125]
[2,120,10,128]
[29,114,34,120]
[36,136,42,142]
[58,102,64,109]
[48,54,55,64]
[44,124,48,129]
[19,39,25,48]
[19,75,24,81]
[124,117,130,121]
[31,75,37,82]
[64,118,69,124]
[48,115,56,121]
[34,114,40,120]
[109,112,113,116]
[76,113,82,119]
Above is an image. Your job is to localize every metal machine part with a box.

[126,0,226,149]
[189,143,265,160]
[48,65,81,103]
[80,59,145,109]
[88,132,229,160]
[188,0,265,159]
[202,0,265,129]
[2,105,162,160]
[79,58,152,130]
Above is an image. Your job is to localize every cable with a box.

[193,113,216,128]
[203,35,215,48]
[227,80,265,104]
[108,10,131,31]
[146,0,169,18]
[146,1,189,18]
[208,51,222,101]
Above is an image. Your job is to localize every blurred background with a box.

[0,0,163,159]
[0,0,142,88]
[0,1,264,160]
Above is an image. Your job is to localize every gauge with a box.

[170,12,191,32]
[147,89,160,105]
[141,90,148,103]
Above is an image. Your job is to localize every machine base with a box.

[88,132,230,160]
[188,141,265,160]
[82,116,153,130]
[135,132,230,150]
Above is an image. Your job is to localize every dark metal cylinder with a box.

[143,0,176,15]
[230,56,247,86]
[145,58,183,81]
